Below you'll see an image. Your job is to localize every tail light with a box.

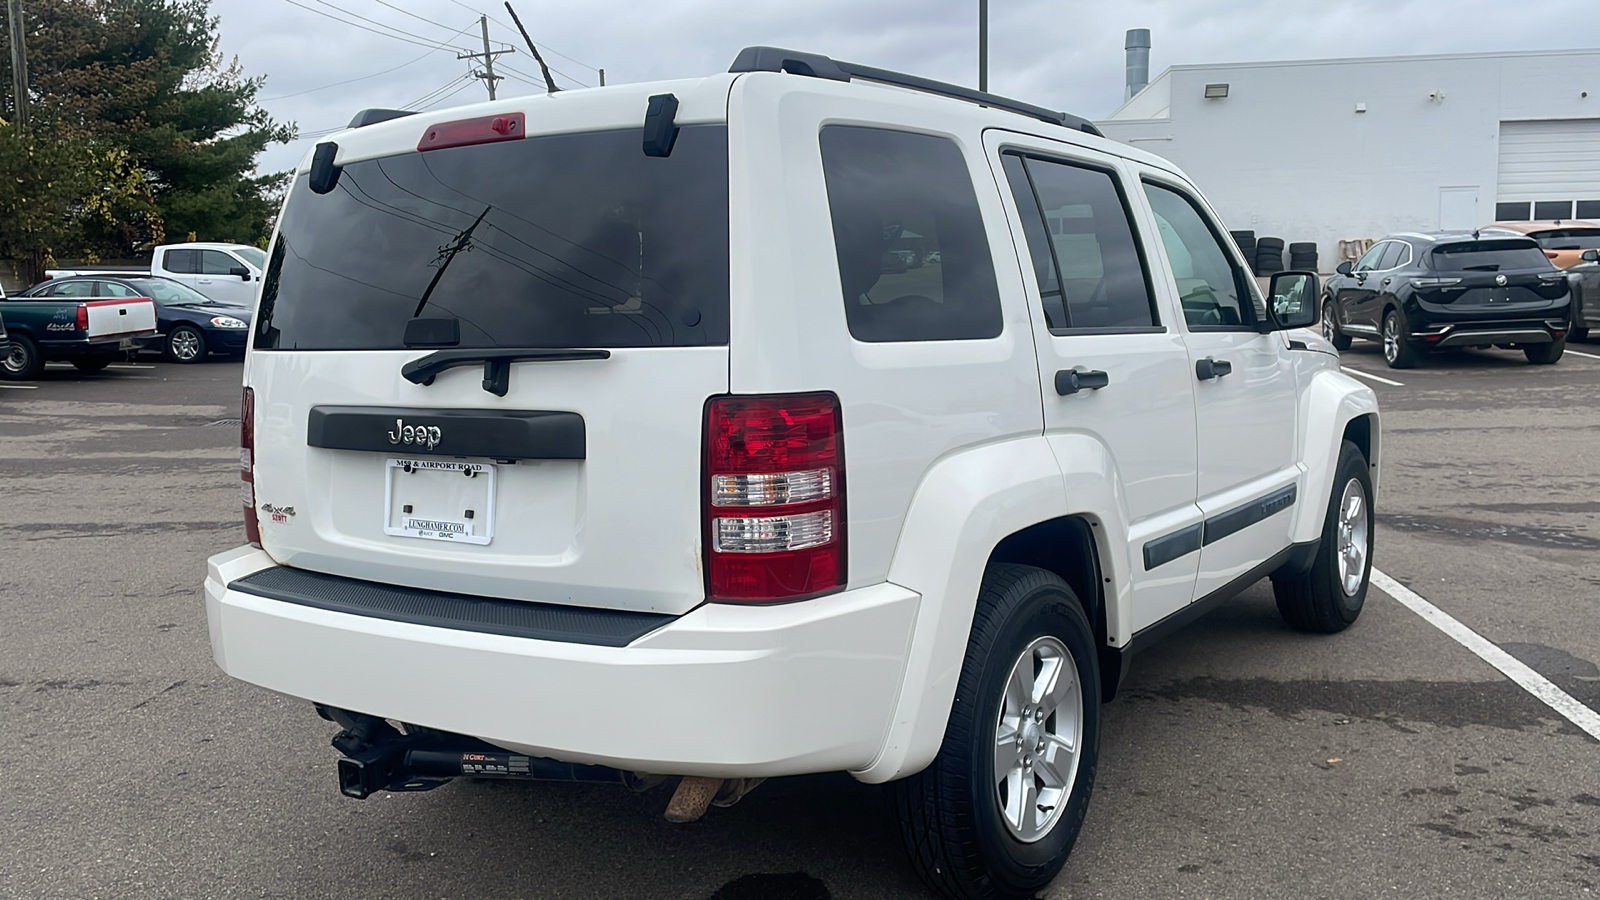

[1545,251,1560,259]
[75,304,88,331]
[704,392,845,602]
[241,387,261,547]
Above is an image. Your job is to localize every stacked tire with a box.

[1289,242,1319,272]
[1255,237,1285,275]
[1229,230,1256,262]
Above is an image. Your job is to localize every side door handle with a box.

[1055,369,1110,395]
[1381,277,1392,286]
[1196,358,1233,380]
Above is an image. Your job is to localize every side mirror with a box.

[229,266,251,280]
[1583,249,1600,263]
[1268,271,1319,330]
[1335,260,1353,276]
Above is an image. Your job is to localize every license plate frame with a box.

[383,458,496,545]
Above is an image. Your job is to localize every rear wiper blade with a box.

[401,347,611,397]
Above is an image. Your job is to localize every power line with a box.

[261,22,475,101]
[499,60,587,90]
[310,0,498,50]
[415,78,478,110]
[363,0,459,32]
[280,0,476,52]
[442,0,597,72]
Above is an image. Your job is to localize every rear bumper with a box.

[1410,319,1566,348]
[206,546,920,779]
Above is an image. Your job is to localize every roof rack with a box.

[728,46,1103,138]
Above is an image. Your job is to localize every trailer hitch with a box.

[320,706,632,799]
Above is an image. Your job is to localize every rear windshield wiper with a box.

[402,347,611,396]
[413,205,491,319]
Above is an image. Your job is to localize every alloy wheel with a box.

[171,330,201,361]
[1382,315,1400,365]
[1335,478,1370,597]
[994,635,1083,843]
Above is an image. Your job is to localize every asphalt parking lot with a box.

[1,347,1597,900]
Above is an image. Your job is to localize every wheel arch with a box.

[1292,371,1380,545]
[852,435,1125,784]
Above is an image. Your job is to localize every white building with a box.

[1098,47,1600,270]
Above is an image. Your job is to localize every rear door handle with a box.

[1055,369,1110,395]
[1196,358,1233,380]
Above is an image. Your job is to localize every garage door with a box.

[1496,118,1600,220]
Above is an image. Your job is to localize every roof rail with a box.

[728,46,1103,138]
[347,108,417,129]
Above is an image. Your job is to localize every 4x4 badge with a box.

[388,418,443,450]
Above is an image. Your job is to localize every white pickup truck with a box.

[46,242,265,306]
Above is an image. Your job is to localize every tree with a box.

[0,0,291,275]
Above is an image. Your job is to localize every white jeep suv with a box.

[205,47,1379,899]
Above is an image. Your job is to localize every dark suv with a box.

[1323,232,1572,368]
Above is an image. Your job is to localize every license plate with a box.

[383,458,496,545]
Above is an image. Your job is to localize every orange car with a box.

[1484,219,1600,268]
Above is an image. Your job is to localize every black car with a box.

[17,274,251,363]
[1322,232,1572,368]
[1567,248,1600,341]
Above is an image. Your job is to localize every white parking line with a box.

[107,363,156,369]
[1372,568,1600,742]
[1565,349,1600,361]
[0,383,38,389]
[1340,366,1405,387]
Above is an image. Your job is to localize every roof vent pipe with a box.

[1125,28,1151,100]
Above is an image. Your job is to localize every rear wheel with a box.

[1382,309,1417,369]
[1322,297,1352,351]
[1273,440,1372,633]
[71,357,111,373]
[1524,338,1565,365]
[892,564,1100,900]
[166,325,207,363]
[2,333,43,379]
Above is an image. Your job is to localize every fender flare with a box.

[1291,368,1380,545]
[852,435,1085,784]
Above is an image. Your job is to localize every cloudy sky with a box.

[213,0,1598,175]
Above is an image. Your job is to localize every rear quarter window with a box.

[819,126,1002,342]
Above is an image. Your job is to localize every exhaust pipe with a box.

[322,707,631,799]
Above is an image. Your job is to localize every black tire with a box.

[2,333,43,379]
[1272,440,1373,633]
[71,357,112,373]
[1524,337,1565,365]
[165,325,208,364]
[1321,296,1352,351]
[1573,327,1589,342]
[892,564,1100,900]
[1288,241,1317,254]
[1256,236,1285,250]
[1381,308,1418,369]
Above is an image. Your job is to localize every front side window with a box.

[201,250,242,275]
[233,247,266,269]
[1143,181,1253,330]
[820,126,1002,342]
[1001,153,1157,331]
[1353,242,1386,272]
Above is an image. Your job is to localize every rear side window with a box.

[1001,153,1157,330]
[1431,240,1553,271]
[820,126,1002,342]
[164,250,199,274]
[1375,241,1406,270]
[255,126,730,350]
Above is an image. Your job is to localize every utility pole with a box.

[458,15,512,100]
[6,0,27,132]
[977,0,987,93]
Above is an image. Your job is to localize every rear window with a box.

[254,125,729,350]
[1529,228,1600,251]
[1430,240,1552,271]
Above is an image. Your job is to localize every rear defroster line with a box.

[1371,568,1600,742]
